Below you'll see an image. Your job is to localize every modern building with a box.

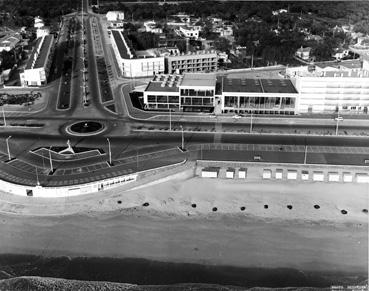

[143,73,216,112]
[166,50,218,74]
[110,30,165,77]
[20,35,55,86]
[220,77,299,115]
[287,63,369,114]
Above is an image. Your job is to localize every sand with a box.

[0,170,368,273]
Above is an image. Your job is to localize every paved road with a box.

[0,0,369,188]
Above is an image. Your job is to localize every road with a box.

[0,0,369,187]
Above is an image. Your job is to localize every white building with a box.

[106,11,124,22]
[110,30,164,78]
[0,34,21,52]
[34,16,44,29]
[295,46,312,61]
[179,26,200,39]
[20,35,55,86]
[287,62,369,114]
[143,73,216,112]
[143,20,163,34]
[36,27,50,39]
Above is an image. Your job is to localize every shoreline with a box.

[0,171,367,280]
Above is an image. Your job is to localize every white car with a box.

[233,114,242,119]
[335,116,344,121]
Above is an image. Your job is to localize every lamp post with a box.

[2,107,6,127]
[169,108,172,131]
[180,125,184,150]
[6,136,11,161]
[334,115,343,136]
[107,138,112,165]
[49,146,54,173]
[249,113,253,133]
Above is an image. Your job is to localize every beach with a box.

[0,168,368,276]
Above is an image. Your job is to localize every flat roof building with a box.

[20,35,55,86]
[110,30,165,78]
[166,50,218,74]
[143,73,216,112]
[287,64,369,114]
[221,77,298,115]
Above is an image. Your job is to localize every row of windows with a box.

[223,96,296,109]
[181,97,213,106]
[147,95,180,103]
[180,89,214,97]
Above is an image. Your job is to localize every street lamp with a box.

[334,115,343,136]
[6,136,11,161]
[180,125,184,150]
[249,112,253,133]
[49,146,54,174]
[2,107,6,127]
[107,138,112,165]
[169,108,172,131]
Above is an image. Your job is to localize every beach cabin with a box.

[342,172,353,183]
[328,172,340,182]
[262,169,272,179]
[238,168,247,179]
[201,167,219,178]
[287,170,297,180]
[301,170,309,181]
[226,168,235,179]
[356,173,369,183]
[313,171,324,182]
[275,169,283,180]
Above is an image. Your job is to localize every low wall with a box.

[0,158,187,198]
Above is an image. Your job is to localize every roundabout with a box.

[65,121,106,136]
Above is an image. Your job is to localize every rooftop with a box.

[25,35,54,70]
[111,30,135,59]
[145,74,183,92]
[222,77,298,94]
[315,59,362,70]
[180,73,216,87]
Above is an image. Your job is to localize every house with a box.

[0,34,21,52]
[332,48,349,60]
[34,16,44,29]
[106,11,124,22]
[295,46,311,61]
[143,21,163,34]
[179,26,200,39]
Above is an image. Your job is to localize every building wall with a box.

[118,57,165,78]
[22,36,55,86]
[221,92,298,114]
[143,90,180,110]
[166,53,218,74]
[294,76,369,113]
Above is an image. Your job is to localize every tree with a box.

[213,37,230,53]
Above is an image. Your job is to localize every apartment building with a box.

[288,67,369,114]
[20,35,55,86]
[110,30,165,77]
[166,50,218,74]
